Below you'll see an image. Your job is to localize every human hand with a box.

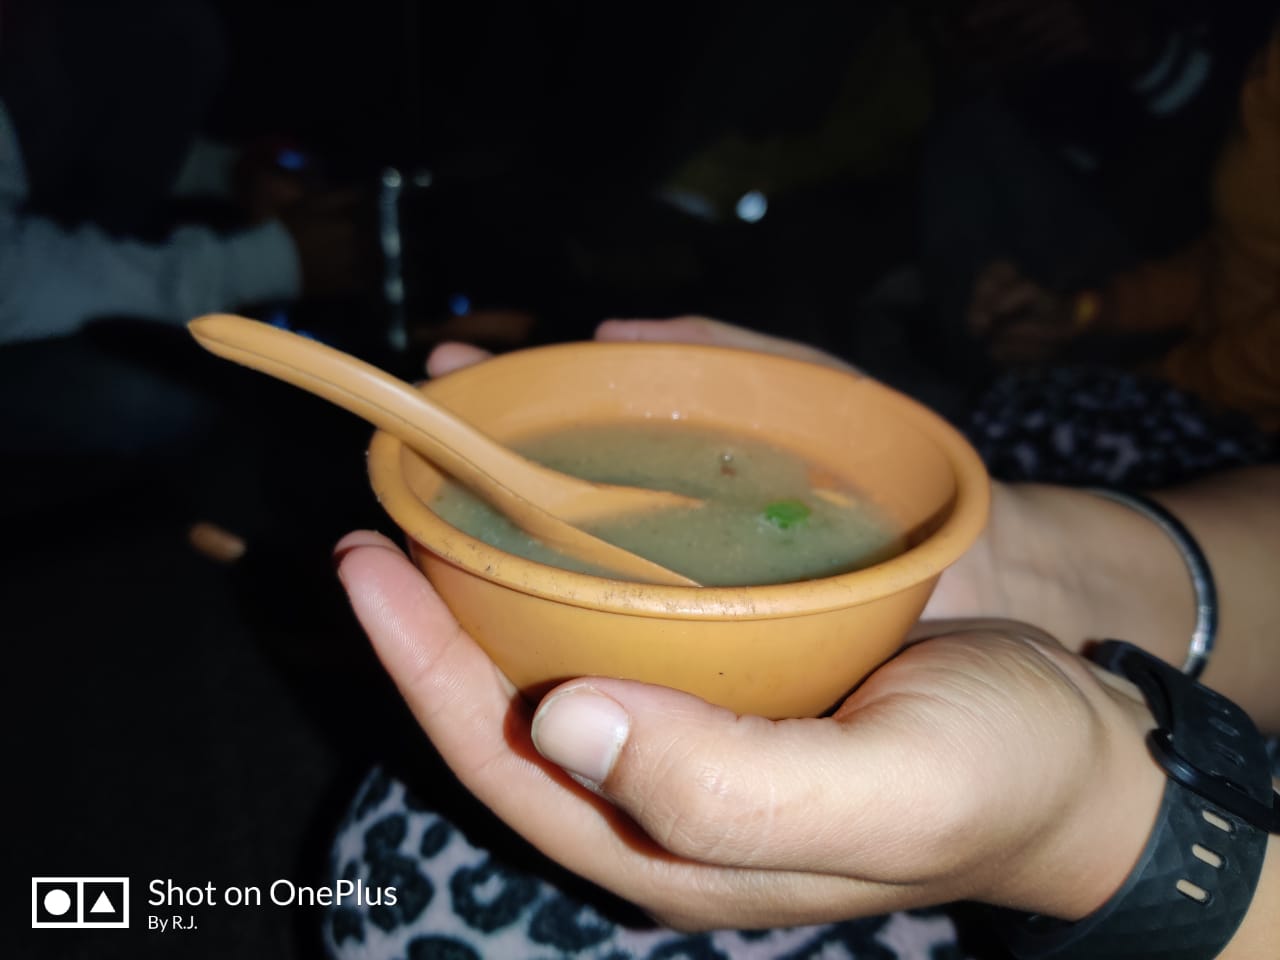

[424,314,861,379]
[967,260,1081,365]
[279,187,378,300]
[336,529,1164,930]
[595,316,863,374]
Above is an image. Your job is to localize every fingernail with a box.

[532,686,630,786]
[332,530,388,575]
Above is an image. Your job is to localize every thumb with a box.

[425,341,492,378]
[530,679,914,875]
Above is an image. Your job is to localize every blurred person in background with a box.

[0,0,374,468]
[917,0,1278,487]
[966,21,1280,435]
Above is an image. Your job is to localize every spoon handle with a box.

[190,314,541,496]
[188,314,700,587]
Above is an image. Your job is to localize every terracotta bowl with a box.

[367,341,989,718]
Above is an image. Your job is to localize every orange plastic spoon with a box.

[188,314,700,586]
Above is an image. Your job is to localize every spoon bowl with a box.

[188,314,700,585]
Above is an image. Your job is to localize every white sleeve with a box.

[0,102,301,345]
[0,216,303,344]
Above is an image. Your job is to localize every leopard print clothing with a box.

[966,367,1275,487]
[323,769,970,960]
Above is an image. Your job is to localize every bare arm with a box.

[927,466,1280,731]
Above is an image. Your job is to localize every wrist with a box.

[923,480,1019,620]
[940,483,1197,665]
[988,665,1167,920]
[925,482,1103,636]
[1059,677,1169,920]
[994,643,1278,959]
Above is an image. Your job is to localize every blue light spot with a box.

[275,148,309,172]
[265,308,292,329]
[448,293,472,316]
[735,190,767,223]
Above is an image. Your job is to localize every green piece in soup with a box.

[761,499,811,530]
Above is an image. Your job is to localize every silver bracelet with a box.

[1089,487,1218,678]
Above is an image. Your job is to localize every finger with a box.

[334,530,518,711]
[334,532,621,852]
[333,535,671,877]
[425,341,492,378]
[596,317,860,374]
[596,316,733,345]
[530,678,921,877]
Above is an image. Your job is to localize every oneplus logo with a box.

[32,877,129,929]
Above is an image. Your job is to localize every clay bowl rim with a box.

[368,341,990,621]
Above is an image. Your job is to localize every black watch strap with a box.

[997,640,1278,960]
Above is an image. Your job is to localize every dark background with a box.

[6,1,1277,957]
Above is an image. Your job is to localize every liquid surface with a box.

[431,422,904,586]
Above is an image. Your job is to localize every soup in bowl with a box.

[367,341,989,718]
